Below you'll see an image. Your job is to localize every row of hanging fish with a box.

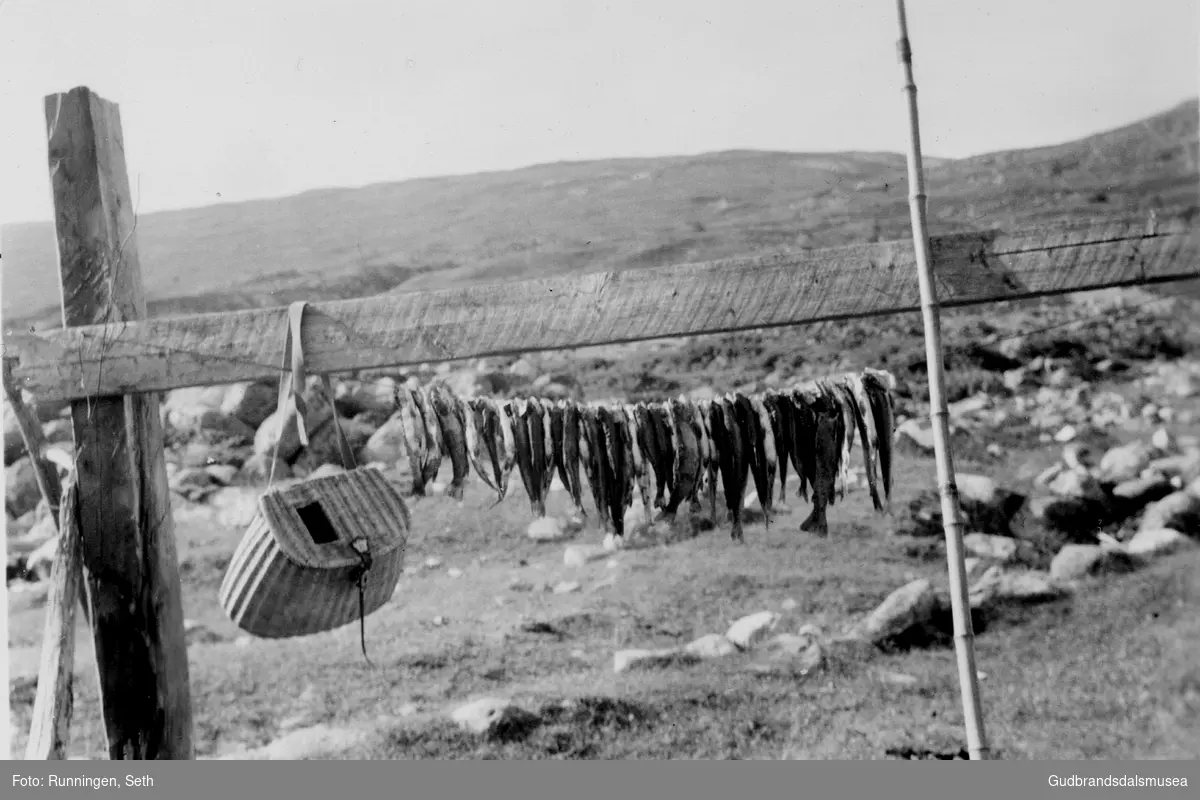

[391,369,896,541]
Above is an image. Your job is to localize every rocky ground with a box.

[5,290,1200,759]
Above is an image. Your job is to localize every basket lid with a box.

[257,468,410,569]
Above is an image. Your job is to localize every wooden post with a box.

[44,86,193,759]
[893,2,990,760]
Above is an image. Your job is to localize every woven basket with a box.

[218,467,410,639]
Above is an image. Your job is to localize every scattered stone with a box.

[684,633,738,659]
[1047,467,1105,501]
[239,453,292,483]
[969,567,1067,609]
[781,597,799,612]
[184,619,225,644]
[447,568,464,579]
[878,671,920,688]
[552,580,581,594]
[1026,495,1111,540]
[846,579,941,648]
[205,464,239,486]
[747,639,824,677]
[962,533,1018,563]
[1061,443,1094,471]
[564,544,608,568]
[725,611,781,650]
[1050,544,1140,582]
[451,698,518,734]
[1035,463,1064,488]
[1147,452,1200,483]
[5,457,41,519]
[1111,474,1174,510]
[432,615,448,627]
[1152,429,1174,452]
[1054,425,1078,443]
[361,415,407,465]
[220,381,278,430]
[613,648,698,673]
[424,557,443,569]
[1125,528,1195,558]
[896,419,935,452]
[527,517,566,542]
[508,579,536,592]
[1095,441,1158,484]
[1140,491,1200,535]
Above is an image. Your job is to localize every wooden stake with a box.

[893,1,990,760]
[45,86,193,759]
[23,472,82,760]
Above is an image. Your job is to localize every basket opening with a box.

[295,501,339,545]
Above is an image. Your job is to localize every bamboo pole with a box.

[893,0,990,760]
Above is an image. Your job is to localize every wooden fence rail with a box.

[5,216,1198,405]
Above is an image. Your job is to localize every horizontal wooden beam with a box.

[4,215,1198,404]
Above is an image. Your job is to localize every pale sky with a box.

[1,0,1196,225]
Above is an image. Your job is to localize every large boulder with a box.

[162,385,231,430]
[1049,544,1139,582]
[1139,491,1200,536]
[253,382,335,463]
[5,457,41,519]
[360,413,407,465]
[291,417,377,473]
[845,579,943,650]
[220,381,278,429]
[1094,441,1158,485]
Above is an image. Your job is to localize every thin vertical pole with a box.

[893,0,990,760]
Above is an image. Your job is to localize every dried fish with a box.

[605,406,635,539]
[844,375,883,512]
[762,391,793,501]
[414,387,444,491]
[552,401,587,517]
[701,400,721,522]
[430,385,470,500]
[750,396,778,518]
[395,387,429,495]
[624,405,653,517]
[464,399,495,495]
[495,398,517,500]
[509,398,542,516]
[663,399,701,520]
[862,369,895,508]
[734,393,772,527]
[523,397,553,516]
[716,396,750,542]
[798,386,840,537]
[579,405,611,534]
[645,404,675,510]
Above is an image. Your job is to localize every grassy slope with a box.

[3,99,1197,330]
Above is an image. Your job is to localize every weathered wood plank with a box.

[43,86,193,759]
[23,472,81,761]
[4,214,1197,404]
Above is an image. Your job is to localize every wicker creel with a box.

[218,301,410,645]
[218,466,410,639]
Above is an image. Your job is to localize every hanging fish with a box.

[692,399,714,515]
[750,395,778,518]
[494,398,517,501]
[599,405,633,542]
[844,375,884,513]
[716,396,750,542]
[552,401,587,518]
[538,398,556,502]
[734,393,772,527]
[798,386,840,537]
[862,369,896,507]
[645,403,676,511]
[467,398,504,500]
[508,398,542,517]
[817,380,853,503]
[623,405,653,518]
[395,387,429,495]
[701,400,721,522]
[662,398,701,520]
[579,405,612,534]
[634,404,667,511]
[523,397,552,516]
[762,391,793,502]
[414,387,444,491]
[430,385,471,500]
[786,389,815,503]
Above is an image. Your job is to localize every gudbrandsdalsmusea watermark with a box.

[1049,774,1188,788]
